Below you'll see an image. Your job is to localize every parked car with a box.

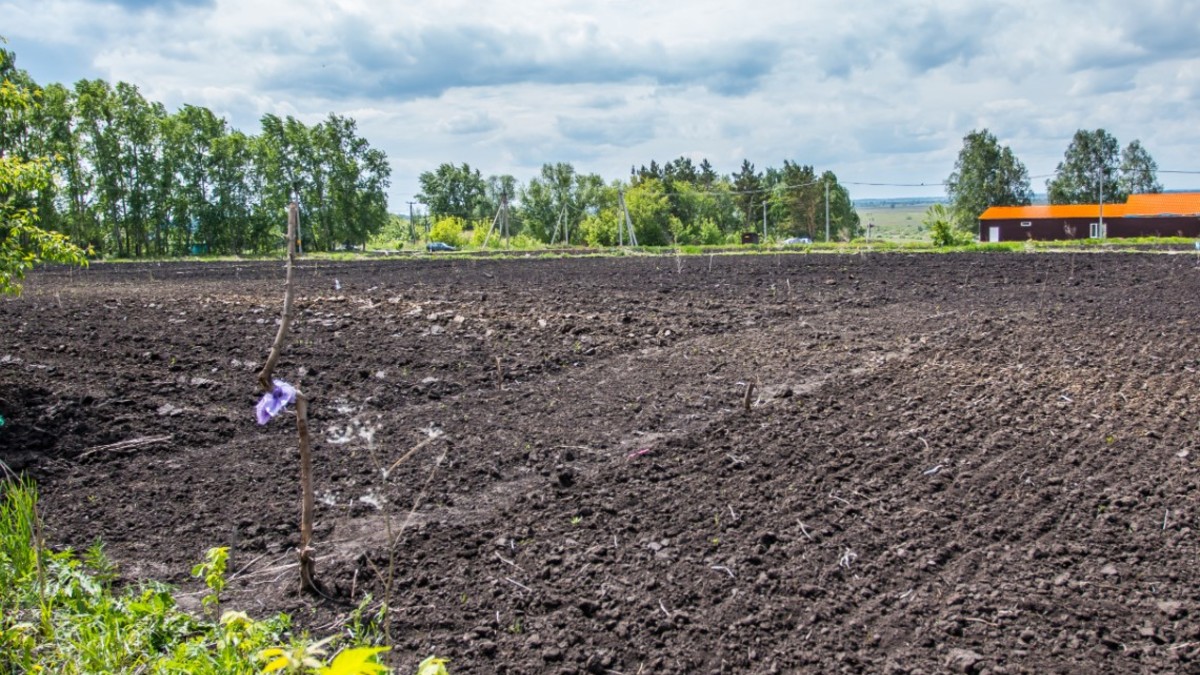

[782,237,813,245]
[426,241,457,252]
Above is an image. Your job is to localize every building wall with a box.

[979,218,1095,242]
[979,217,1200,242]
[1107,217,1200,239]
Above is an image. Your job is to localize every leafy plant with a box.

[191,546,229,616]
[0,478,455,675]
[924,204,970,247]
[346,595,388,646]
[82,539,118,587]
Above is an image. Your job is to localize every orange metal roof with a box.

[1123,192,1200,216]
[979,204,1125,220]
[980,193,1200,220]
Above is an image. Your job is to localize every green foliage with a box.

[1047,129,1123,205]
[428,217,466,248]
[924,204,970,247]
[368,214,413,250]
[191,546,229,616]
[345,595,388,647]
[468,221,531,249]
[1,69,89,294]
[417,163,487,222]
[1,42,389,258]
[0,476,39,595]
[82,540,118,587]
[578,211,619,247]
[1119,139,1162,196]
[0,479,440,675]
[259,638,400,674]
[945,129,1033,232]
[695,218,725,246]
[731,159,762,229]
[623,178,671,246]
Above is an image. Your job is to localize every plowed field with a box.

[3,252,1199,674]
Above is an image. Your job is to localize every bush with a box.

[923,204,972,247]
[428,217,466,248]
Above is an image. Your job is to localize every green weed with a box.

[191,546,229,617]
[0,477,449,674]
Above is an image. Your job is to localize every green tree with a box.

[945,129,1033,232]
[697,158,719,189]
[417,162,487,223]
[313,113,391,250]
[0,41,87,294]
[1119,139,1162,196]
[519,162,574,241]
[821,171,861,241]
[517,164,610,244]
[32,83,98,248]
[769,161,821,238]
[74,79,128,254]
[731,159,762,231]
[1047,128,1122,205]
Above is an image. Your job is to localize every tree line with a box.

[1,47,390,257]
[945,128,1162,233]
[416,157,862,247]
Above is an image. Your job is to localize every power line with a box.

[843,181,940,188]
[654,177,826,200]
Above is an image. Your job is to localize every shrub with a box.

[428,217,466,248]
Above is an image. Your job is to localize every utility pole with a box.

[1097,167,1105,239]
[501,191,510,249]
[406,201,417,242]
[618,190,624,247]
[618,190,637,246]
[761,200,767,241]
[824,180,831,243]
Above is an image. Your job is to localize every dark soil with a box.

[3,252,1199,674]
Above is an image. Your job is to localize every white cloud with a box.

[3,0,1200,205]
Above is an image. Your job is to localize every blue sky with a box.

[5,0,1200,210]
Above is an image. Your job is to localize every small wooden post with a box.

[257,202,317,594]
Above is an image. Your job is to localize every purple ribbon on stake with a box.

[256,380,296,425]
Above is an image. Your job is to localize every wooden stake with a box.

[256,202,317,595]
[296,393,315,593]
[258,203,299,392]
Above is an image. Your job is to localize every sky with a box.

[5,0,1200,210]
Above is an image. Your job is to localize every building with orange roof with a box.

[978,193,1200,242]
